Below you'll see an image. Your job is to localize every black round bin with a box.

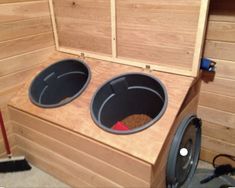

[90,73,168,134]
[29,59,91,108]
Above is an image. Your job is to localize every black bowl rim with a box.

[90,72,168,135]
[29,58,91,108]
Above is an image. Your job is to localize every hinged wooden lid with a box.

[49,0,210,77]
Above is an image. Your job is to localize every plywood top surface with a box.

[9,52,194,164]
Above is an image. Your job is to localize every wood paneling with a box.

[202,135,235,157]
[13,121,149,187]
[202,121,235,144]
[0,47,54,77]
[0,32,54,59]
[198,106,235,129]
[15,135,120,188]
[0,1,50,23]
[200,0,235,164]
[116,0,200,70]
[0,16,52,42]
[54,0,112,55]
[207,21,235,42]
[201,77,235,97]
[9,106,152,183]
[201,148,235,167]
[0,0,54,157]
[204,40,235,61]
[52,0,208,77]
[199,92,235,113]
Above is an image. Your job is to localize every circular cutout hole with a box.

[91,73,168,134]
[29,59,90,108]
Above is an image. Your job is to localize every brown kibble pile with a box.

[121,114,152,129]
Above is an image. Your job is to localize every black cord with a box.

[212,154,235,168]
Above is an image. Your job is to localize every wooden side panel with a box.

[0,1,50,23]
[9,107,152,183]
[13,121,149,187]
[152,78,200,188]
[0,0,54,156]
[199,0,235,163]
[116,0,200,70]
[54,0,112,55]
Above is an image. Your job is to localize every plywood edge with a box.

[192,0,211,77]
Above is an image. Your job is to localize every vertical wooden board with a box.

[54,0,112,55]
[116,0,201,70]
[202,121,235,144]
[0,1,50,23]
[0,16,52,42]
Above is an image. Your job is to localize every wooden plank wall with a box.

[0,0,54,156]
[199,0,235,165]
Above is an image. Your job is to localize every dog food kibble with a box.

[121,114,152,129]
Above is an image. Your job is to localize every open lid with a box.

[49,0,210,77]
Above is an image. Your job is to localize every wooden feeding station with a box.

[7,0,210,187]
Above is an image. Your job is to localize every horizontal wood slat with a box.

[0,32,54,60]
[202,120,235,144]
[198,106,235,129]
[201,77,235,97]
[0,67,40,92]
[204,40,235,61]
[209,0,235,22]
[207,21,235,42]
[202,136,235,159]
[0,0,43,4]
[210,59,235,80]
[9,107,152,182]
[0,1,50,23]
[0,16,52,42]
[199,92,235,113]
[201,148,235,167]
[14,135,122,188]
[13,121,149,187]
[0,47,54,77]
[14,146,94,188]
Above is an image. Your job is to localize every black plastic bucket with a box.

[91,73,168,134]
[29,59,91,108]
